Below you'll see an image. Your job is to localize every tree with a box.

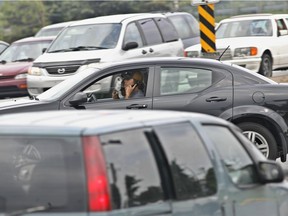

[0,1,46,43]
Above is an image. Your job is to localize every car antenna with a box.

[217,45,230,61]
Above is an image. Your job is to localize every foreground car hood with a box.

[0,62,32,76]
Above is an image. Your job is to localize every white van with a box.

[28,13,184,96]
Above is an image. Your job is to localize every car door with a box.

[62,66,154,110]
[203,125,279,216]
[274,18,288,66]
[152,122,224,216]
[152,65,233,118]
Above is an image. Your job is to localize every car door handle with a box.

[126,104,148,109]
[206,97,227,102]
[142,49,147,54]
[149,48,154,53]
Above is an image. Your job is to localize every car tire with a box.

[237,122,278,160]
[259,53,272,77]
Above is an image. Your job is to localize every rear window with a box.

[0,135,86,213]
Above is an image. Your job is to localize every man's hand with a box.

[125,84,137,99]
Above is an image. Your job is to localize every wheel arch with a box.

[219,105,288,161]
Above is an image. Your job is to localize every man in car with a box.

[112,71,145,99]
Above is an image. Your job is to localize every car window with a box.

[82,68,148,101]
[100,128,164,209]
[160,67,212,95]
[168,14,199,39]
[138,18,163,45]
[48,23,121,52]
[203,125,259,186]
[0,135,85,212]
[216,19,273,38]
[154,17,178,42]
[154,122,217,200]
[123,22,143,48]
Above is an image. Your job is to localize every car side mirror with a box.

[122,42,138,51]
[69,92,87,107]
[257,160,284,183]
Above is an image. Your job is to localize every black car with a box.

[1,57,288,161]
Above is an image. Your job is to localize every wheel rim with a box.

[242,130,269,157]
[262,57,272,77]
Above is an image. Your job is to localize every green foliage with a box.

[0,1,46,43]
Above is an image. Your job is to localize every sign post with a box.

[191,0,219,57]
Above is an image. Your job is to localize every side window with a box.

[138,18,163,45]
[154,17,178,42]
[203,125,259,186]
[160,67,212,95]
[100,129,164,209]
[123,22,143,48]
[82,68,148,101]
[154,122,217,200]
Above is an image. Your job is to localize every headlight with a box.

[28,67,43,76]
[15,73,27,79]
[185,50,200,58]
[234,47,258,57]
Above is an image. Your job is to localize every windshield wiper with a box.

[4,203,62,216]
[13,58,34,62]
[49,46,108,53]
[0,60,7,64]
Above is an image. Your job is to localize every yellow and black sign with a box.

[198,4,216,53]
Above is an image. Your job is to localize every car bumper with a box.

[223,57,262,72]
[0,79,28,98]
[27,74,72,96]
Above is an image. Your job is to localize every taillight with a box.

[82,136,111,212]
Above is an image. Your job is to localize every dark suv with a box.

[0,110,286,215]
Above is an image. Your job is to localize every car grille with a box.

[0,75,14,80]
[46,65,80,75]
[216,48,232,61]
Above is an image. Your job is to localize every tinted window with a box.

[160,67,212,95]
[100,129,164,209]
[139,19,162,45]
[154,122,217,200]
[0,135,85,212]
[124,22,143,48]
[155,17,178,42]
[203,125,259,186]
[168,14,200,39]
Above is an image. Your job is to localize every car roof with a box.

[0,110,229,136]
[69,13,165,26]
[86,56,228,71]
[39,21,75,30]
[221,13,288,22]
[12,36,56,44]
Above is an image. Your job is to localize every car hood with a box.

[0,62,32,76]
[34,49,124,64]
[0,98,43,110]
[185,37,273,51]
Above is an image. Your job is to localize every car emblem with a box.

[57,68,65,74]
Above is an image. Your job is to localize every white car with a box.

[185,14,288,77]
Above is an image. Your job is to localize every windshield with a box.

[216,19,273,39]
[48,23,121,52]
[0,41,52,63]
[37,67,99,101]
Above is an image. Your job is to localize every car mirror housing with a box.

[122,42,138,51]
[69,92,87,107]
[257,160,284,183]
